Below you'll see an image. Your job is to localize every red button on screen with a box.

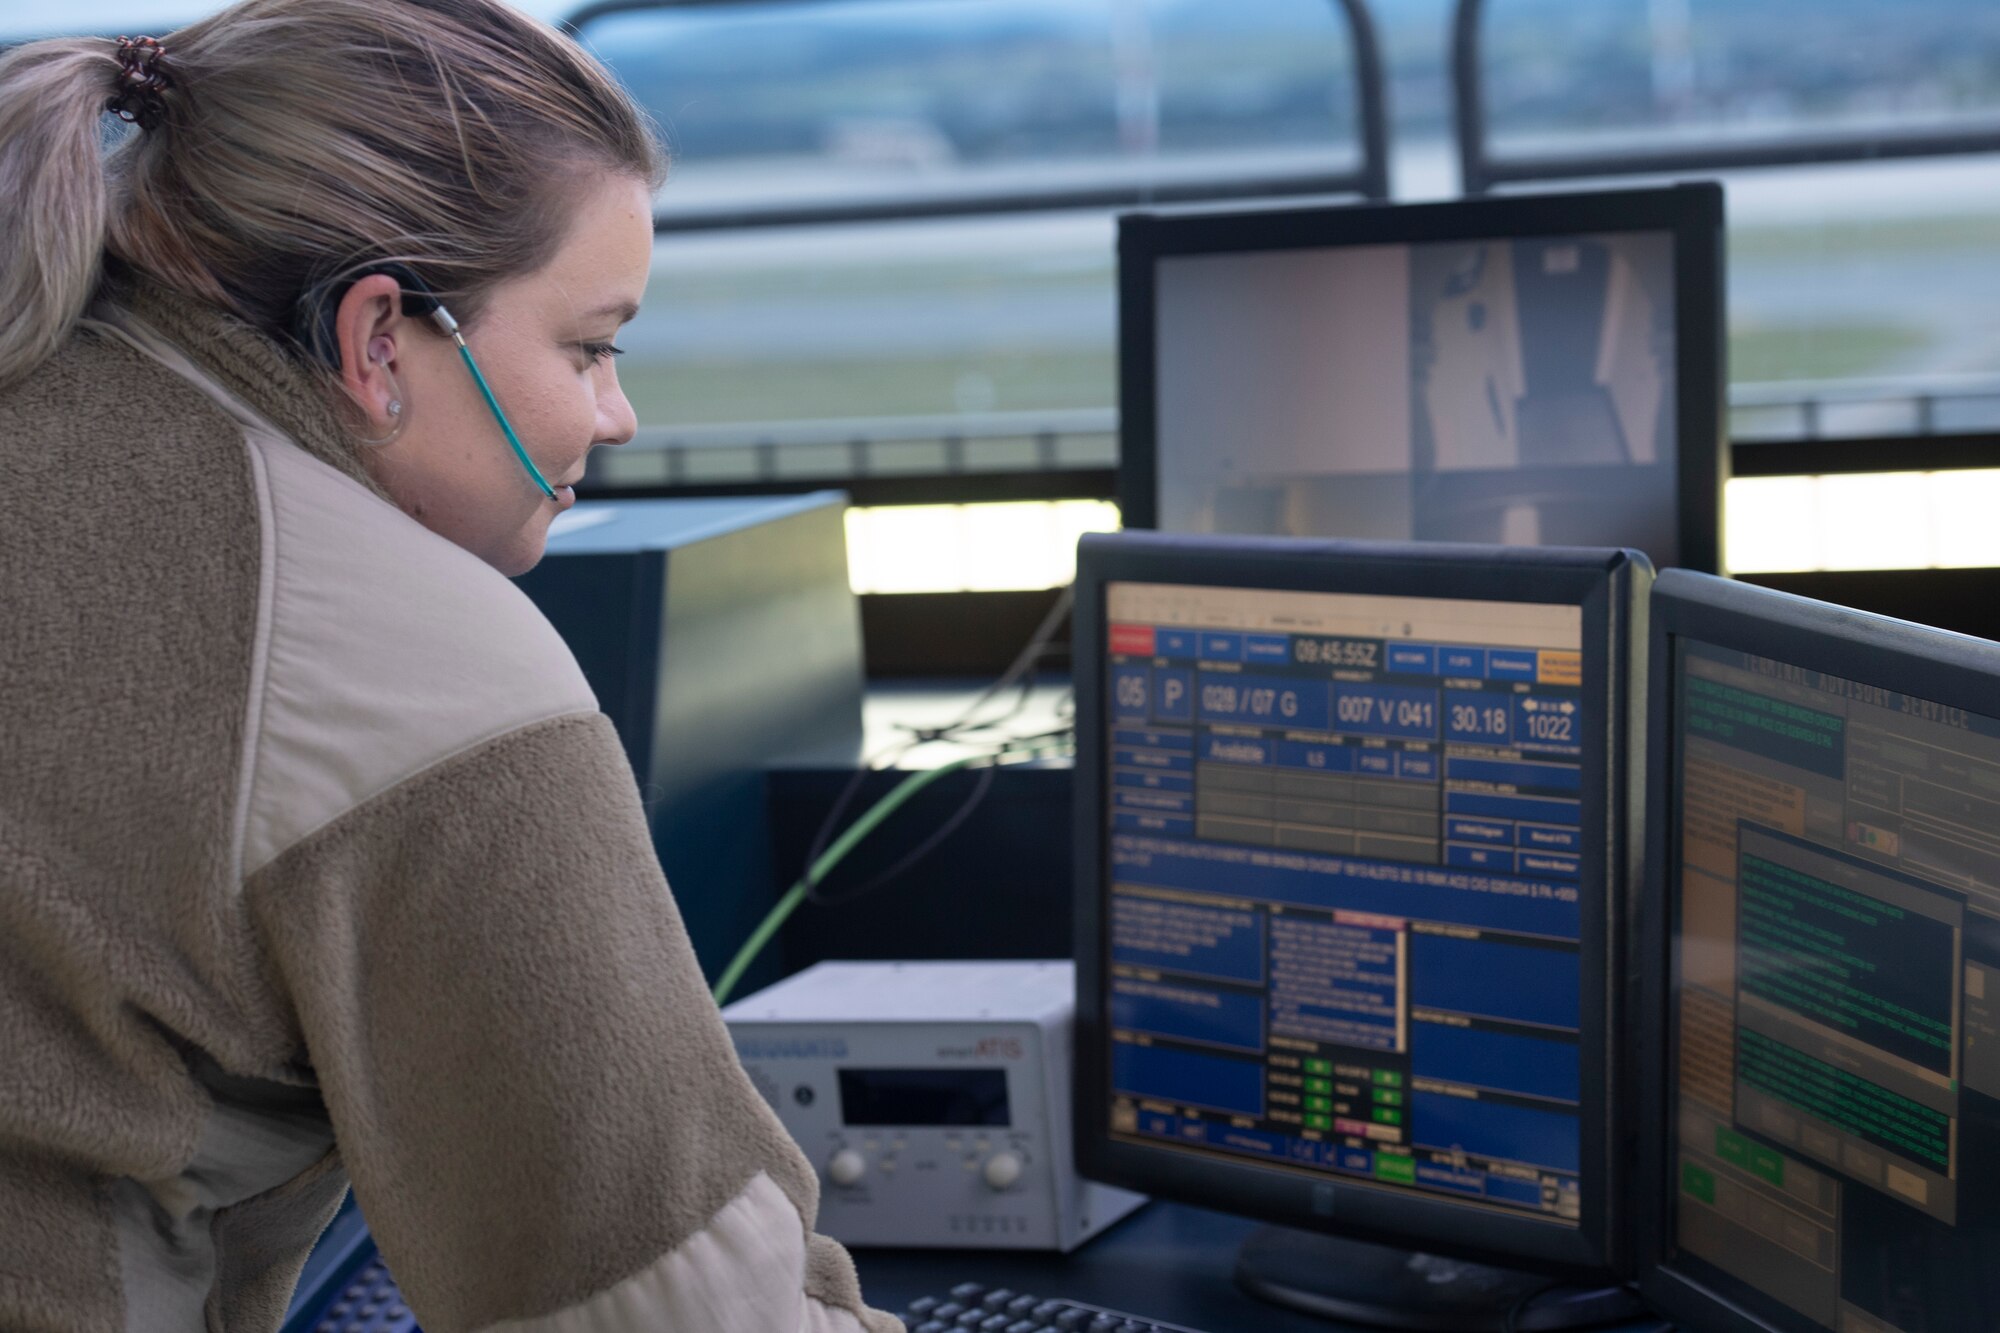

[1109,624,1156,656]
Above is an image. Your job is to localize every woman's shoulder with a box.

[5,315,247,453]
[0,315,273,605]
[237,417,599,877]
[12,312,599,879]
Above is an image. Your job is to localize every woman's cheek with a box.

[514,374,593,474]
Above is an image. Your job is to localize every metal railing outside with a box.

[1731,374,2000,445]
[590,408,1119,489]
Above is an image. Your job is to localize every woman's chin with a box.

[488,521,552,577]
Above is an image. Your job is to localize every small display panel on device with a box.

[838,1068,1011,1127]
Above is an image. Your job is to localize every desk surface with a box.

[286,1196,1674,1332]
[852,1201,1674,1333]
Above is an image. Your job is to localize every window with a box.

[577,0,1375,225]
[572,0,1385,591]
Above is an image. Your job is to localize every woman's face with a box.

[339,171,654,575]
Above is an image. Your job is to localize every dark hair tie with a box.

[108,36,173,132]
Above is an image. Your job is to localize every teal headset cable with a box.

[422,302,559,502]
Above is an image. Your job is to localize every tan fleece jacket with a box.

[0,281,901,1333]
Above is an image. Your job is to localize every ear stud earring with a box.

[358,378,409,448]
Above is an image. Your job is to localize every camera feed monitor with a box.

[1076,539,1647,1303]
[1651,575,2000,1332]
[1121,184,1722,571]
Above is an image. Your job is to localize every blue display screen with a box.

[1104,583,1588,1222]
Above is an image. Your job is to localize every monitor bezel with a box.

[1636,569,2000,1331]
[1116,181,1727,575]
[1072,531,1648,1278]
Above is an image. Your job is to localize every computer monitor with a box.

[1638,571,2000,1333]
[1117,182,1725,573]
[1072,532,1651,1329]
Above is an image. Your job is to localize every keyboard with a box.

[297,1262,1205,1333]
[301,1257,418,1333]
[900,1282,1209,1333]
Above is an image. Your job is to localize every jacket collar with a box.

[114,276,391,503]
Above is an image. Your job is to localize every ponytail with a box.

[0,40,117,390]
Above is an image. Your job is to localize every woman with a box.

[0,3,899,1330]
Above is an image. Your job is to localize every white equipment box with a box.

[723,960,1147,1250]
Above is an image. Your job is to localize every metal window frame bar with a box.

[563,0,1394,227]
[1731,433,2000,478]
[1452,0,2000,194]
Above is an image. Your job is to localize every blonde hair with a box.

[0,0,666,390]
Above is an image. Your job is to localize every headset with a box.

[294,262,559,502]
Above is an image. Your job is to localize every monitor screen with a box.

[1119,184,1724,572]
[1650,580,2000,1331]
[1072,532,1648,1280]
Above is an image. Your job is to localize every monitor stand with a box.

[1233,1226,1646,1332]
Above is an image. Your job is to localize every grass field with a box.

[619,214,1992,427]
[625,332,1934,428]
[1727,323,1932,384]
[625,326,1938,429]
[1727,214,2000,261]
[621,349,1117,425]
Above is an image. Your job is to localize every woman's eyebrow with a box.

[578,298,640,324]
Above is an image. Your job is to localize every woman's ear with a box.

[334,272,408,423]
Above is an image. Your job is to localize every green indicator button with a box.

[1715,1128,1750,1168]
[1305,1113,1333,1132]
[1681,1162,1717,1206]
[1306,1059,1333,1076]
[1749,1147,1785,1187]
[1306,1078,1333,1095]
[1372,1107,1404,1126]
[1305,1095,1333,1114]
[1373,1088,1405,1108]
[1373,1070,1405,1088]
[1375,1154,1416,1185]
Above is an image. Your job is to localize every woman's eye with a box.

[581,341,625,364]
